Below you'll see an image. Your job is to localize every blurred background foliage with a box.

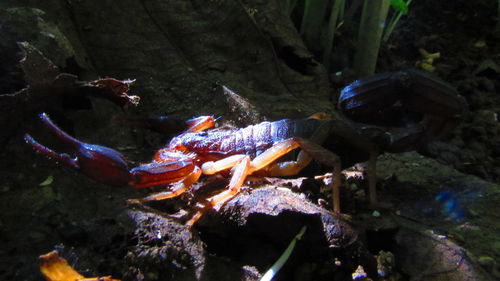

[283,0,412,77]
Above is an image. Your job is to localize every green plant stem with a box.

[353,0,391,77]
[382,0,412,42]
[343,0,363,27]
[260,226,307,281]
[338,0,345,20]
[285,0,299,15]
[300,0,329,47]
[323,0,345,70]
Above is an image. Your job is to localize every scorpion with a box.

[25,69,467,227]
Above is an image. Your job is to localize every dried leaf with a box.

[39,251,120,281]
[18,41,60,89]
[84,78,140,108]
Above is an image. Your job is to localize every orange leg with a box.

[265,150,312,176]
[266,138,342,213]
[364,150,392,209]
[201,155,247,175]
[184,115,216,133]
[367,150,378,206]
[307,112,330,120]
[186,137,343,227]
[186,156,252,227]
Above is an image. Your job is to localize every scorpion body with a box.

[25,69,468,227]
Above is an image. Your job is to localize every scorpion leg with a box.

[183,115,216,133]
[187,139,303,226]
[187,156,252,227]
[363,150,393,209]
[201,155,247,175]
[268,138,343,213]
[366,150,378,207]
[265,150,312,176]
[188,138,343,227]
[265,147,343,213]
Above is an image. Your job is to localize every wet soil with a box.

[0,0,499,280]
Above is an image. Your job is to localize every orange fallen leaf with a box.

[39,251,120,281]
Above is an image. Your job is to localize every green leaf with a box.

[390,0,409,14]
[39,175,54,186]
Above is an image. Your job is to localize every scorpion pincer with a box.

[24,69,467,227]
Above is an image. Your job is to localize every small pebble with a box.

[352,265,367,280]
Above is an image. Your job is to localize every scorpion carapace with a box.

[25,113,343,227]
[168,118,326,158]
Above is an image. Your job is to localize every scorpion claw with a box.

[27,113,131,186]
[24,133,79,169]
